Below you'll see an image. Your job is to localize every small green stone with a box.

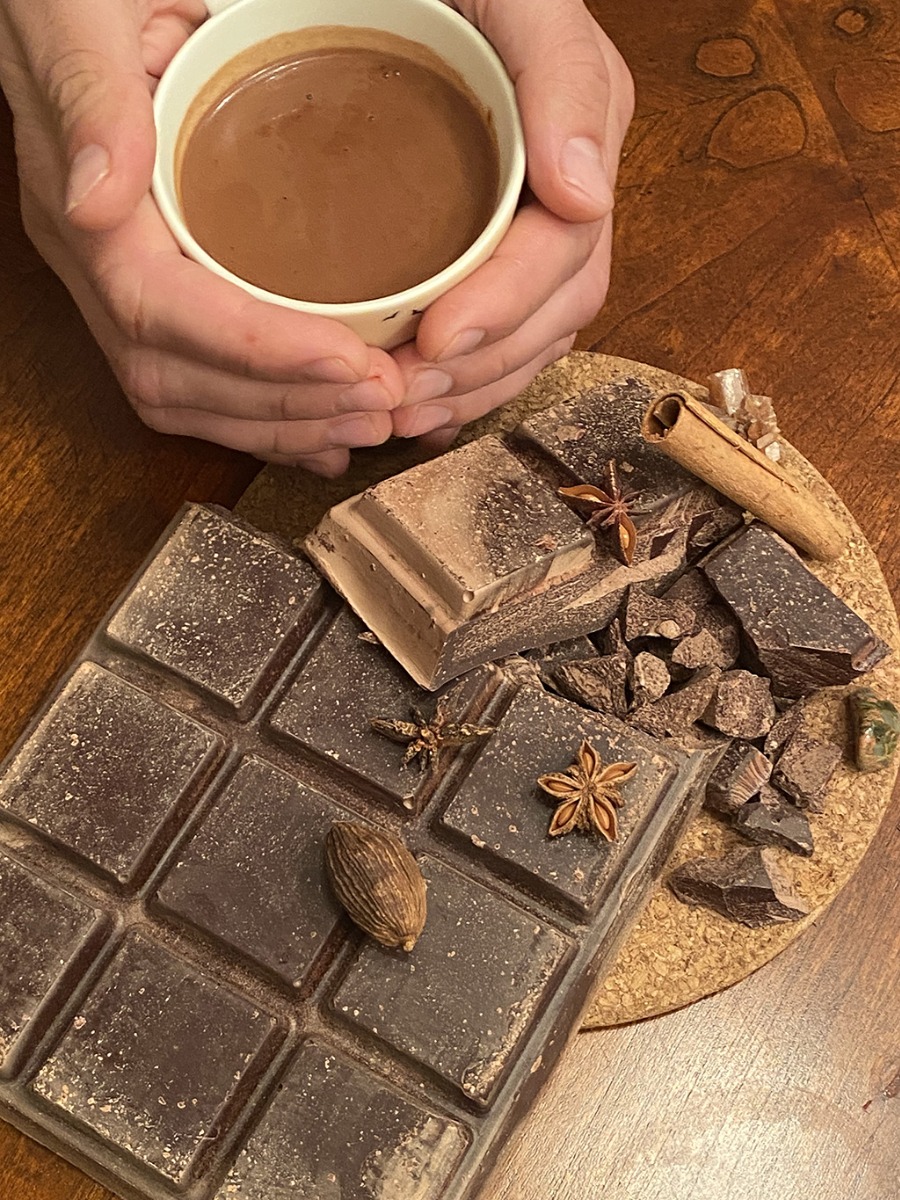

[850,687,900,773]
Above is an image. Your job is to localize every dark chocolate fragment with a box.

[669,846,810,926]
[596,617,629,657]
[631,651,671,706]
[734,784,815,856]
[0,853,106,1077]
[220,1040,468,1199]
[702,524,890,697]
[671,628,733,672]
[333,856,571,1106]
[32,933,281,1185]
[623,587,696,643]
[763,702,806,760]
[664,570,741,672]
[156,757,350,987]
[630,668,722,739]
[0,663,220,883]
[772,732,842,812]
[550,653,631,717]
[107,505,322,714]
[705,741,772,815]
[701,669,776,739]
[526,635,599,685]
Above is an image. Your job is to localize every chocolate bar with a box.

[0,504,709,1200]
[306,377,743,689]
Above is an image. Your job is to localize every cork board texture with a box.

[237,352,900,1028]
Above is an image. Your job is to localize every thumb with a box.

[13,3,156,230]
[460,0,630,223]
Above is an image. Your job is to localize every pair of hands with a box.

[0,0,633,475]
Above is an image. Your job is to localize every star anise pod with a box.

[558,459,639,566]
[537,740,637,841]
[370,702,494,773]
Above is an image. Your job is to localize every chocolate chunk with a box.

[623,587,696,643]
[631,651,671,705]
[630,667,722,738]
[0,502,709,1200]
[596,617,629,657]
[772,732,842,812]
[763,701,806,760]
[0,663,220,883]
[705,740,773,815]
[701,669,776,739]
[550,653,631,716]
[107,505,322,714]
[702,524,890,697]
[671,628,733,671]
[734,784,815,856]
[669,846,810,926]
[664,570,741,671]
[526,635,601,688]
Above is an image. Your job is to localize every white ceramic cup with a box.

[152,0,526,350]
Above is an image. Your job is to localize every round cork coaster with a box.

[236,352,900,1028]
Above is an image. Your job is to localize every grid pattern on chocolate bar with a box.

[106,505,322,713]
[0,502,706,1200]
[0,662,222,883]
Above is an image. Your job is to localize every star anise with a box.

[537,740,637,841]
[558,459,639,566]
[370,702,494,773]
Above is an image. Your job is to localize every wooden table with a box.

[2,2,899,1197]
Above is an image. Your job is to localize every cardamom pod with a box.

[325,822,427,951]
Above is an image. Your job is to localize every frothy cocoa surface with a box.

[178,42,499,304]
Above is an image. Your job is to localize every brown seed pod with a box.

[324,822,427,951]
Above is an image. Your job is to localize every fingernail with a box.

[559,137,614,212]
[331,413,387,447]
[401,405,454,438]
[65,144,110,213]
[405,369,454,405]
[339,378,394,410]
[435,328,486,362]
[306,357,361,385]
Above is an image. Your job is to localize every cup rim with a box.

[151,0,527,317]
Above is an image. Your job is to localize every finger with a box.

[414,201,601,363]
[415,425,462,455]
[394,336,576,441]
[258,448,352,476]
[6,0,159,229]
[120,346,400,422]
[456,0,632,221]
[81,195,404,388]
[133,400,394,458]
[395,220,611,427]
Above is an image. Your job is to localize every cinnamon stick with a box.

[641,392,847,561]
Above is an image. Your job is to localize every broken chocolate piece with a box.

[734,783,815,856]
[702,525,890,697]
[772,731,842,812]
[630,667,722,739]
[763,701,806,760]
[550,653,631,717]
[663,570,740,670]
[631,652,671,706]
[669,846,810,927]
[623,587,696,643]
[671,628,733,672]
[705,741,772,815]
[701,669,776,739]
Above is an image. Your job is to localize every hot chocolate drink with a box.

[177,28,500,304]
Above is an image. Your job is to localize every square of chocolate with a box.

[332,856,572,1106]
[0,852,106,1078]
[219,1040,469,1199]
[107,505,323,714]
[440,687,679,914]
[156,756,351,988]
[0,663,221,884]
[31,933,282,1186]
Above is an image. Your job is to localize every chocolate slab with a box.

[702,524,890,697]
[305,379,742,689]
[0,503,708,1200]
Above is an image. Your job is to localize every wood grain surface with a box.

[0,2,898,1198]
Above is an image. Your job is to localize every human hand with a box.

[0,0,405,476]
[391,0,633,449]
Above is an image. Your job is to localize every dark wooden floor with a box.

[1,2,899,1197]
